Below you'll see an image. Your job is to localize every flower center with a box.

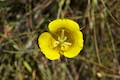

[53,29,72,52]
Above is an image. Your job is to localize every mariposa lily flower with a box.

[38,19,83,60]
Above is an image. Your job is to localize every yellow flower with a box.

[38,19,83,60]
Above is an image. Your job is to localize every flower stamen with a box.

[53,41,60,48]
[53,29,72,51]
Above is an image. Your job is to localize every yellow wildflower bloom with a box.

[38,19,84,60]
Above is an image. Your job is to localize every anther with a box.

[64,42,72,46]
[53,41,59,48]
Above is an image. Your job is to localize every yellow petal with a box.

[48,19,80,33]
[38,32,60,60]
[63,31,83,58]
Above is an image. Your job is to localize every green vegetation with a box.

[0,0,120,80]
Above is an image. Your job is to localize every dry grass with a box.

[0,0,120,80]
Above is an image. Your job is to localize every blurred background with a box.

[0,0,120,80]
